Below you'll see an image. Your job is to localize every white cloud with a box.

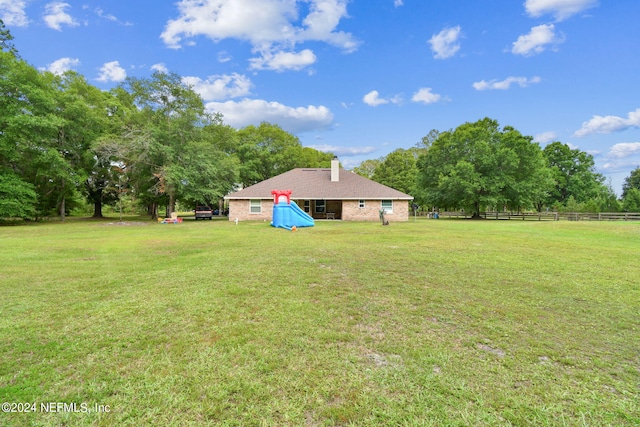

[249,49,317,71]
[45,57,80,75]
[429,26,462,59]
[95,7,117,22]
[151,63,169,74]
[534,131,557,144]
[160,0,358,71]
[363,90,402,107]
[512,24,563,56]
[218,51,232,63]
[182,73,252,101]
[411,87,442,104]
[524,0,598,21]
[94,7,132,26]
[473,76,541,91]
[0,0,29,26]
[574,108,640,137]
[307,144,377,156]
[608,142,640,159]
[363,90,387,107]
[204,98,333,133]
[394,0,404,7]
[96,61,127,82]
[43,2,79,31]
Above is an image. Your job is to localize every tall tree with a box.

[48,72,123,219]
[110,72,244,217]
[621,166,640,199]
[416,118,552,216]
[0,19,19,57]
[352,159,382,179]
[371,148,420,195]
[234,122,311,187]
[0,51,67,219]
[118,72,209,215]
[543,141,606,206]
[622,188,640,212]
[0,172,37,219]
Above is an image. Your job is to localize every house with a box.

[224,157,414,221]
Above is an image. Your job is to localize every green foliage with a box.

[351,158,382,179]
[543,141,607,205]
[234,122,331,186]
[621,166,640,199]
[166,140,239,206]
[622,188,640,212]
[416,118,552,216]
[371,148,419,195]
[0,172,37,218]
[0,18,18,57]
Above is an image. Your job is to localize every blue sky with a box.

[3,0,640,194]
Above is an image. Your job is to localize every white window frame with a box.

[381,200,393,214]
[250,199,262,214]
[315,200,326,213]
[358,200,365,208]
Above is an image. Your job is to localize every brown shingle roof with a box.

[225,168,413,200]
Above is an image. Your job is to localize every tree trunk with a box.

[59,196,66,221]
[93,200,103,218]
[471,201,482,219]
[169,192,175,215]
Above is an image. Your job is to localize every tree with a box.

[416,118,552,217]
[371,148,420,195]
[543,141,606,206]
[298,147,334,169]
[234,122,320,187]
[0,51,69,219]
[622,188,640,212]
[416,129,440,151]
[0,19,19,57]
[0,172,37,219]
[46,72,125,219]
[117,72,212,216]
[165,139,239,207]
[352,159,382,179]
[621,166,640,199]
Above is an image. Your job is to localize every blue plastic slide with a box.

[271,201,315,230]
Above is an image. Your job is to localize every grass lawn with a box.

[0,217,638,426]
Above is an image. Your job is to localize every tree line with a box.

[0,21,333,220]
[2,20,639,221]
[353,119,640,216]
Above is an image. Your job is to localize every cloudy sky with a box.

[3,0,639,194]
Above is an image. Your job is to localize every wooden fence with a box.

[426,211,640,221]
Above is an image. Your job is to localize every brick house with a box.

[224,157,414,222]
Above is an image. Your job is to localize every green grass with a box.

[1,217,639,426]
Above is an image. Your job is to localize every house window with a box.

[358,200,365,208]
[315,200,326,213]
[303,200,310,213]
[250,199,261,214]
[381,200,393,214]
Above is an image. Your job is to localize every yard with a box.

[0,218,638,426]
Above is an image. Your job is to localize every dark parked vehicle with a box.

[194,206,214,220]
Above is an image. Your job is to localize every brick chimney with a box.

[331,156,339,182]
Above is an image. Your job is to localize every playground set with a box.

[270,190,315,231]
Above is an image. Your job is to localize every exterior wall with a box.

[228,199,272,222]
[342,200,410,222]
[228,199,410,222]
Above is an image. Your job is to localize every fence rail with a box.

[427,211,640,221]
